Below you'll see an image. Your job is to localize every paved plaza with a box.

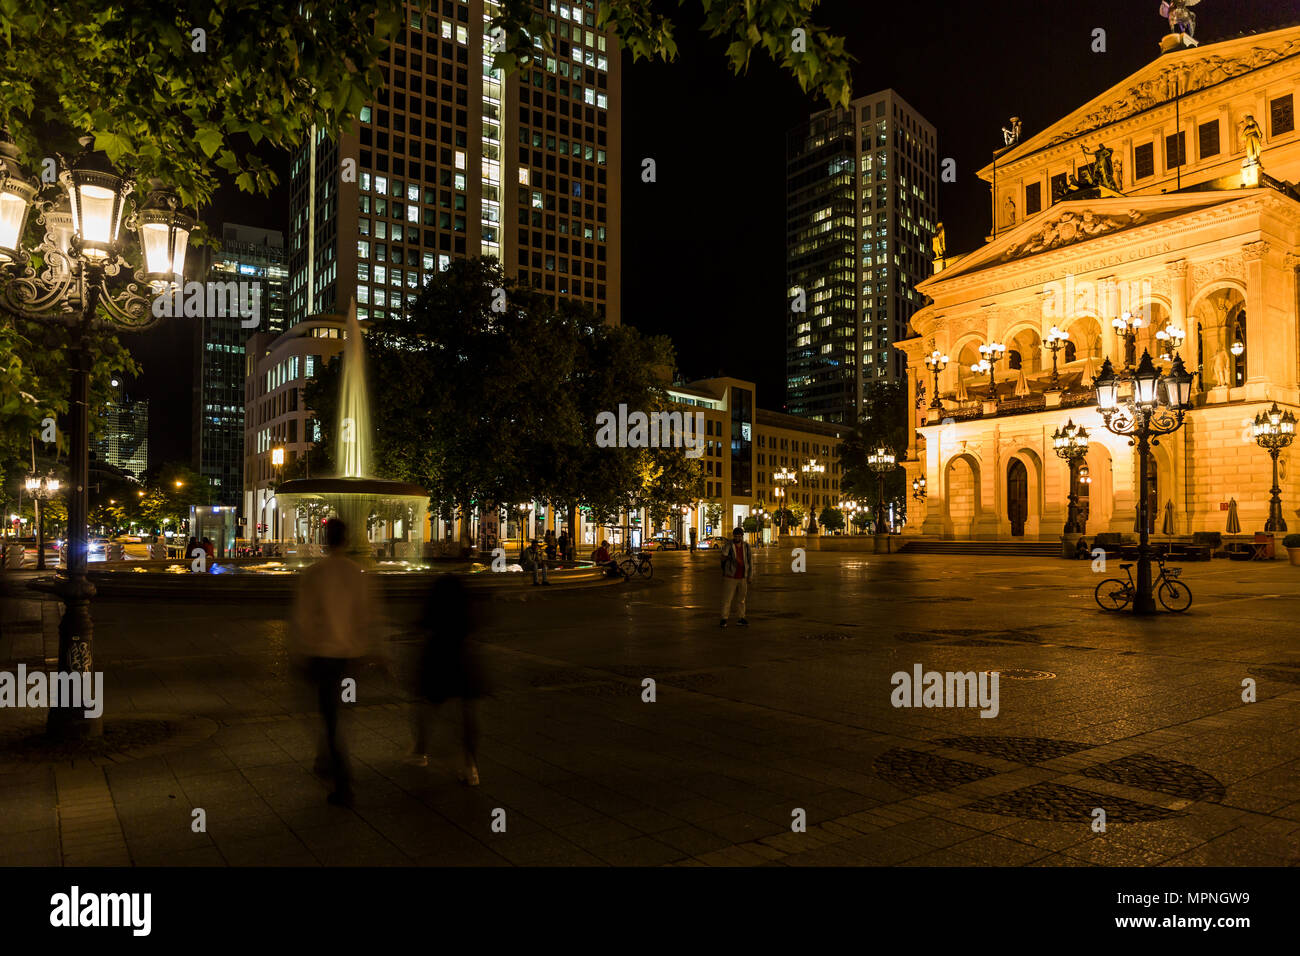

[0,549,1297,867]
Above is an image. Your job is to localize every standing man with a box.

[291,517,379,807]
[689,526,697,553]
[719,525,752,627]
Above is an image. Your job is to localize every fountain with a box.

[275,306,429,563]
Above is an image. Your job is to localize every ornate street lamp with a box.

[1093,351,1193,614]
[1112,311,1144,368]
[1051,419,1090,534]
[924,350,948,409]
[24,473,62,571]
[1045,326,1069,388]
[912,476,927,501]
[1155,322,1185,363]
[867,446,897,534]
[0,132,192,738]
[1252,402,1296,533]
[800,459,825,533]
[774,465,796,534]
[976,341,1005,400]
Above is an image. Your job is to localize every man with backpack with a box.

[719,525,753,627]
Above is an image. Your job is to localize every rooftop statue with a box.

[1160,1,1200,49]
[1002,117,1023,147]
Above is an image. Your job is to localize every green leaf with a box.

[195,127,223,157]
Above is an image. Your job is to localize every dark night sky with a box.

[134,0,1295,465]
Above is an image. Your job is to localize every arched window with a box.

[1008,350,1022,370]
[1064,341,1077,363]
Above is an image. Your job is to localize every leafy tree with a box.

[704,502,722,534]
[839,380,910,503]
[0,0,401,207]
[492,0,853,106]
[850,510,870,532]
[818,505,844,533]
[137,462,208,531]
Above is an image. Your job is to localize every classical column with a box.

[1100,277,1120,363]
[1243,241,1269,396]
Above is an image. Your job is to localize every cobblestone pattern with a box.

[963,782,1181,823]
[938,736,1091,764]
[1080,754,1227,802]
[872,747,999,793]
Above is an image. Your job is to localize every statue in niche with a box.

[1212,347,1230,388]
[1004,197,1017,228]
[1240,114,1263,166]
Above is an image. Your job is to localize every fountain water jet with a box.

[276,306,428,562]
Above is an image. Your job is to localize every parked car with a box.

[645,536,682,551]
[700,536,727,550]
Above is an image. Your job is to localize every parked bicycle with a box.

[617,550,654,580]
[1094,557,1192,612]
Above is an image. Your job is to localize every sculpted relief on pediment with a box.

[1001,210,1144,262]
[1044,40,1300,148]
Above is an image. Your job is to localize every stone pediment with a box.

[984,26,1300,175]
[919,192,1240,288]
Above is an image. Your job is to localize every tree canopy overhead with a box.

[493,0,854,107]
[0,0,403,207]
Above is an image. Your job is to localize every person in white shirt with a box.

[291,518,379,807]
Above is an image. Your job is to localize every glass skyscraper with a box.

[195,224,287,506]
[786,89,938,423]
[287,0,621,329]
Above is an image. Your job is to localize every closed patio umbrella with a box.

[1081,353,1098,387]
[1014,367,1030,397]
[1161,500,1175,540]
[1226,497,1242,534]
[955,375,968,402]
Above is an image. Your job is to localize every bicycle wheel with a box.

[617,558,635,579]
[1094,578,1132,611]
[640,559,653,580]
[1158,578,1192,612]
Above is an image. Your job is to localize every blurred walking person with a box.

[408,574,487,785]
[719,525,753,627]
[291,518,378,807]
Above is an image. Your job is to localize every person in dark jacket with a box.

[407,574,487,784]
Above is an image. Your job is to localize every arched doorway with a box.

[1007,459,1028,537]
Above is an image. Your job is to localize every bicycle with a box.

[617,550,654,580]
[1094,557,1192,612]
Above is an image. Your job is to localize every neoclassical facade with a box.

[898,25,1300,540]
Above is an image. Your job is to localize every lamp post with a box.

[924,350,948,409]
[976,342,1005,400]
[1051,419,1090,534]
[24,473,61,571]
[0,132,192,738]
[912,476,927,502]
[867,446,897,534]
[774,466,796,535]
[1252,402,1296,533]
[1112,312,1144,368]
[800,459,825,532]
[1155,323,1185,363]
[1045,326,1069,388]
[1093,351,1193,614]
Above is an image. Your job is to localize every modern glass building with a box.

[194,224,287,507]
[93,397,149,479]
[786,89,938,423]
[287,0,621,329]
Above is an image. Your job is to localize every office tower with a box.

[287,0,621,330]
[94,398,149,478]
[194,224,287,506]
[786,89,938,423]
